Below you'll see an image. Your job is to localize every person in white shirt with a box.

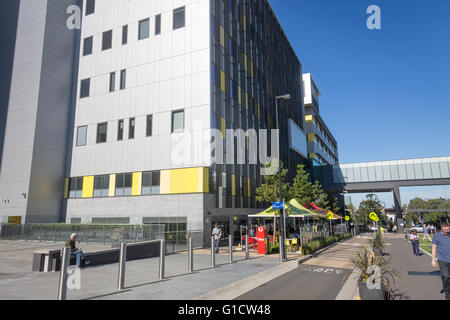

[410,230,420,256]
[212,223,222,254]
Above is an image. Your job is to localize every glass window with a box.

[117,119,124,141]
[120,69,126,90]
[109,72,115,92]
[76,126,87,146]
[122,25,128,45]
[94,175,109,197]
[173,7,185,30]
[116,173,132,196]
[83,36,93,56]
[146,115,153,137]
[85,0,95,16]
[102,30,113,51]
[69,177,83,198]
[142,171,161,195]
[96,122,107,143]
[80,79,90,98]
[155,14,161,35]
[129,118,135,139]
[139,18,150,40]
[172,110,184,133]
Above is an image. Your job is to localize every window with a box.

[138,18,150,40]
[109,72,115,92]
[115,173,132,196]
[172,110,184,133]
[93,175,110,197]
[120,69,126,90]
[117,119,124,141]
[142,171,160,195]
[102,30,112,51]
[146,115,153,137]
[173,7,185,30]
[80,79,90,98]
[85,0,95,16]
[96,122,107,143]
[76,126,87,146]
[122,25,128,45]
[155,14,161,35]
[83,36,93,56]
[129,118,135,139]
[91,217,130,225]
[69,177,83,198]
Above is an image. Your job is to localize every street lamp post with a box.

[275,94,291,262]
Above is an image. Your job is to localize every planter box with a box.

[358,280,387,300]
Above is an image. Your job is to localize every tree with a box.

[357,194,387,227]
[289,164,341,212]
[255,162,292,204]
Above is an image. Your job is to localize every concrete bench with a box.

[32,240,162,272]
[32,249,61,272]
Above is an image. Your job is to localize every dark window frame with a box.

[173,7,186,30]
[138,18,150,40]
[129,118,135,139]
[76,125,88,146]
[96,122,108,143]
[102,30,113,51]
[117,119,124,141]
[83,36,93,56]
[146,115,153,137]
[80,78,90,98]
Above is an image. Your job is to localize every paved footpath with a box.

[236,236,368,300]
[383,233,444,300]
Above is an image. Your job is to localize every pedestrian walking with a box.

[422,224,432,242]
[212,223,222,254]
[432,222,450,300]
[409,230,421,256]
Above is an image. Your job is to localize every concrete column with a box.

[393,186,404,232]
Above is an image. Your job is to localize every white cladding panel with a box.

[70,0,211,176]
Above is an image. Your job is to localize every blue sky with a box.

[269,0,450,206]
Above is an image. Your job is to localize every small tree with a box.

[255,162,292,204]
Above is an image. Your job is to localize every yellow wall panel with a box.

[169,168,200,194]
[82,176,94,198]
[199,167,209,193]
[64,178,69,199]
[305,115,313,123]
[247,178,251,198]
[245,92,248,109]
[238,86,242,105]
[221,117,226,138]
[232,175,236,196]
[160,170,171,194]
[132,172,142,196]
[220,25,225,47]
[308,134,315,142]
[309,153,316,159]
[220,70,225,92]
[109,174,116,197]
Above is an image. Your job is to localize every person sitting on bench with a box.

[65,233,90,268]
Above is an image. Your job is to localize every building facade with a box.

[0,0,309,240]
[302,73,338,166]
[0,0,79,224]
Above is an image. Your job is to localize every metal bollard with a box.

[211,236,216,267]
[159,239,165,280]
[117,243,127,290]
[245,235,249,260]
[229,236,233,263]
[279,238,284,263]
[57,247,71,300]
[188,236,194,273]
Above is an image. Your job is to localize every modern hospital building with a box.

[0,0,338,240]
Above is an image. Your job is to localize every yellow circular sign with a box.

[369,212,378,221]
[345,216,350,221]
[327,213,334,220]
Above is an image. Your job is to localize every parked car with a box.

[410,224,424,233]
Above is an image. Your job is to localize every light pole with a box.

[275,94,291,262]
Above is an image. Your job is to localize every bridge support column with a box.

[393,186,404,233]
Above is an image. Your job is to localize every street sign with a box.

[272,201,284,210]
[327,212,334,220]
[345,216,350,221]
[369,212,379,221]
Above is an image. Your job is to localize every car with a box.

[410,225,424,233]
